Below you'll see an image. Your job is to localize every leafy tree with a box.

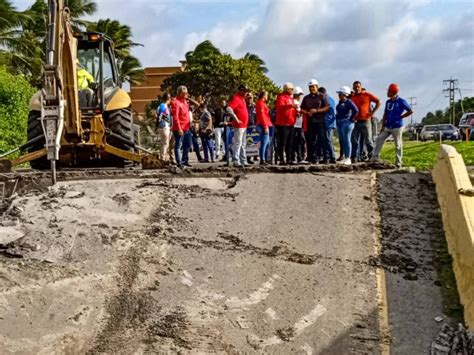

[421,96,474,126]
[162,41,279,107]
[0,66,36,153]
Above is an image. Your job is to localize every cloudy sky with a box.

[14,0,474,121]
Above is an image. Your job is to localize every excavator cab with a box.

[76,32,120,109]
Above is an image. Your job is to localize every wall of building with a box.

[130,65,183,118]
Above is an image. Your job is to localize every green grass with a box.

[380,141,474,170]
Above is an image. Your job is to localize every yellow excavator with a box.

[0,0,162,183]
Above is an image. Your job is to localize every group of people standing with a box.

[155,80,413,168]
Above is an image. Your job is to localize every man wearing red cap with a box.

[371,83,413,168]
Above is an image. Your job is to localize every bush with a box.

[0,66,36,153]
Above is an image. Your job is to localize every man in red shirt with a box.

[171,85,192,168]
[275,82,297,165]
[350,81,380,162]
[226,84,250,167]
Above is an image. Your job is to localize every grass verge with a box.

[380,141,474,170]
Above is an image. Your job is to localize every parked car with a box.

[420,125,439,141]
[458,112,474,141]
[438,124,460,140]
[420,124,460,141]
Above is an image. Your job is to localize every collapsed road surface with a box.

[0,169,459,354]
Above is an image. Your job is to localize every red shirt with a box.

[171,97,190,131]
[255,99,272,129]
[228,93,248,128]
[275,92,296,126]
[351,91,378,121]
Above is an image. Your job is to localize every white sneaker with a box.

[342,158,352,165]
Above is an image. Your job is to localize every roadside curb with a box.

[432,144,474,329]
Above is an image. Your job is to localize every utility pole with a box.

[407,97,417,125]
[443,78,458,125]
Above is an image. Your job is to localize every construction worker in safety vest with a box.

[77,59,94,90]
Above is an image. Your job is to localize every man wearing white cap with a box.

[300,79,330,163]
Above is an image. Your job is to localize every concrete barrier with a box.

[432,144,474,329]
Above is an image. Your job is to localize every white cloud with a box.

[183,19,258,56]
[17,0,471,119]
[228,0,474,120]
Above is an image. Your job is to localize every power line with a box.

[418,92,444,110]
[407,96,417,125]
[457,88,465,114]
[443,78,458,125]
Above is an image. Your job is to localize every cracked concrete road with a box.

[0,170,451,354]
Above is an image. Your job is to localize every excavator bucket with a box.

[141,154,169,169]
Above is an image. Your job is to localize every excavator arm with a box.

[41,0,81,183]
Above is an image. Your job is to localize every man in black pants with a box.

[300,79,330,163]
[292,87,306,163]
[275,83,298,165]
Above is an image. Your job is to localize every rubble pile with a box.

[431,324,474,355]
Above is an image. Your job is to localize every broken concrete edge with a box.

[0,162,396,197]
[432,144,474,330]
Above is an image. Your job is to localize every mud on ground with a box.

[375,172,463,354]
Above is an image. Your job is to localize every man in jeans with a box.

[171,85,192,168]
[372,83,413,168]
[226,84,249,167]
[350,81,380,162]
[300,79,330,163]
[318,87,336,163]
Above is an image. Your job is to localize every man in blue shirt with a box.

[371,83,413,167]
[320,87,337,163]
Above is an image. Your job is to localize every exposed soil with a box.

[376,172,464,354]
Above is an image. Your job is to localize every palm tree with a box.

[185,40,221,65]
[243,52,268,73]
[87,19,142,59]
[0,0,21,45]
[0,0,40,76]
[117,55,144,85]
[0,0,99,84]
[87,19,144,85]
